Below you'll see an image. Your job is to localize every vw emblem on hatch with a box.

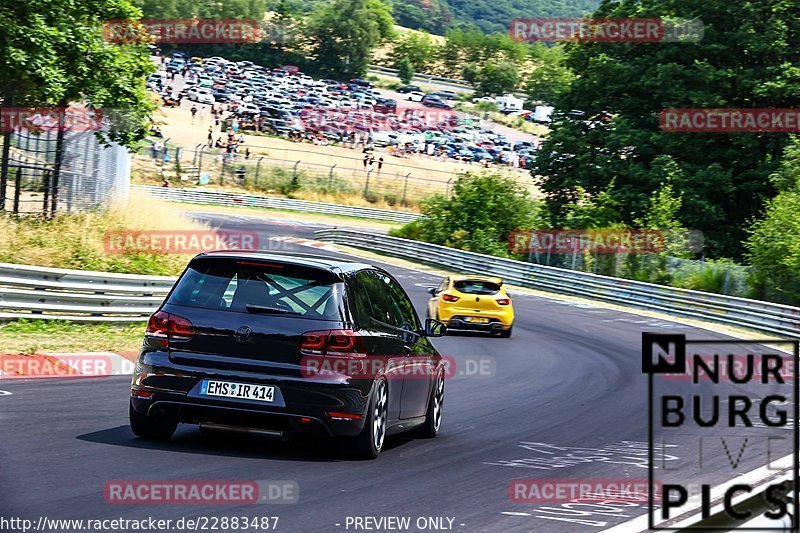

[235,326,253,344]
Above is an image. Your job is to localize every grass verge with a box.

[0,190,206,276]
[0,320,145,355]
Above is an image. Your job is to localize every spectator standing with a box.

[190,105,198,122]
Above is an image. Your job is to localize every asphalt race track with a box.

[0,211,792,532]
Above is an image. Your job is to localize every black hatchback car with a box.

[130,251,447,459]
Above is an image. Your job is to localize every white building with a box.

[495,94,525,112]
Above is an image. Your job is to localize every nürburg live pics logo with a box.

[642,332,799,530]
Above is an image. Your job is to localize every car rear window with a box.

[167,258,343,320]
[454,280,501,295]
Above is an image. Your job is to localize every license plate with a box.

[201,380,275,403]
[467,317,489,323]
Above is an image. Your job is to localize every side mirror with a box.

[424,318,447,338]
[427,287,437,295]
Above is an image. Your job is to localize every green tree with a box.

[746,185,800,304]
[561,184,622,230]
[444,0,599,35]
[477,60,518,96]
[390,31,438,71]
[461,63,479,85]
[438,28,529,78]
[746,137,800,304]
[390,172,537,256]
[396,56,414,84]
[0,0,155,148]
[130,0,181,18]
[266,0,299,53]
[390,0,451,34]
[134,0,267,19]
[525,59,575,104]
[306,0,394,78]
[534,0,800,259]
[767,135,800,192]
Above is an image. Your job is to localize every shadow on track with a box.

[443,330,503,338]
[77,425,414,462]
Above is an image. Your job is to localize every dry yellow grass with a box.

[0,190,208,275]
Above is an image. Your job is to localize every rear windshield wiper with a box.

[245,304,301,315]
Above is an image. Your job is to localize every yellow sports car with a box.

[426,275,514,337]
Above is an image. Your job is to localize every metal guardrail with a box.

[314,229,800,338]
[368,65,475,90]
[134,185,423,224]
[0,263,174,322]
[6,226,800,336]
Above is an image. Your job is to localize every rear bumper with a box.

[130,349,373,438]
[445,317,510,332]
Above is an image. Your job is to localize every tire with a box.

[346,378,388,460]
[499,325,513,338]
[129,401,178,441]
[416,368,445,438]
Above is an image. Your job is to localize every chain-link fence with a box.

[0,128,130,215]
[133,139,468,207]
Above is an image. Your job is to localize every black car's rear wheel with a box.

[346,378,388,460]
[129,401,178,441]
[416,369,444,438]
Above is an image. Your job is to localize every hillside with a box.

[276,0,601,35]
[392,0,601,35]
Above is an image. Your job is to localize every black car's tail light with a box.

[146,310,194,348]
[299,329,367,356]
[299,331,327,354]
